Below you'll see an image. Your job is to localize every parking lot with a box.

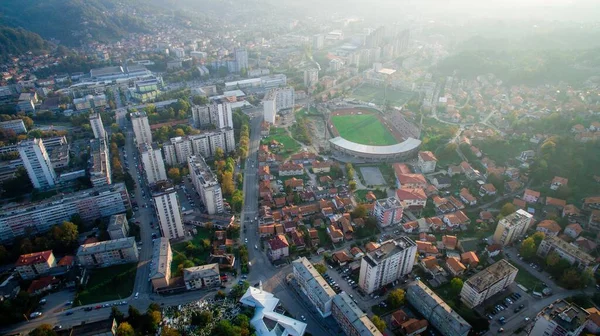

[477,284,531,333]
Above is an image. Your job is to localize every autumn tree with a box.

[520,237,537,259]
[545,251,561,267]
[28,324,56,336]
[221,171,235,196]
[314,263,327,275]
[500,203,516,217]
[387,289,406,308]
[167,167,181,183]
[116,322,134,336]
[351,204,368,219]
[215,147,225,161]
[531,231,545,246]
[372,315,386,332]
[162,327,181,336]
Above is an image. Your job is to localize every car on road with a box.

[134,292,139,299]
[29,312,42,318]
[300,315,306,321]
[95,305,102,310]
[84,307,93,312]
[65,311,74,316]
[53,325,62,331]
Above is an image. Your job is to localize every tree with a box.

[450,277,464,295]
[349,180,357,191]
[387,289,405,308]
[127,306,142,328]
[351,204,368,219]
[500,203,516,217]
[314,263,327,275]
[191,310,213,326]
[215,147,225,161]
[371,315,386,332]
[57,221,79,247]
[520,237,537,259]
[110,306,125,323]
[167,167,181,183]
[162,327,181,336]
[531,231,545,246]
[116,322,135,336]
[546,251,560,267]
[29,324,57,336]
[221,171,235,196]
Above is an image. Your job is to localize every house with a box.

[562,204,581,219]
[402,221,419,233]
[571,124,586,133]
[447,165,462,177]
[260,121,270,136]
[15,250,56,280]
[431,176,451,189]
[479,211,494,223]
[479,184,497,196]
[27,276,60,295]
[339,217,354,240]
[421,256,445,276]
[208,253,236,270]
[416,241,439,256]
[586,307,600,335]
[425,184,440,197]
[396,188,427,209]
[550,176,568,190]
[327,224,344,243]
[312,161,332,173]
[486,244,502,257]
[391,310,429,336]
[258,166,271,181]
[350,247,364,259]
[432,195,454,213]
[574,237,597,253]
[291,229,306,250]
[417,151,437,173]
[267,234,289,260]
[448,196,465,210]
[546,197,567,210]
[536,220,561,237]
[459,188,477,206]
[365,191,377,202]
[590,121,600,131]
[259,224,276,237]
[460,161,477,179]
[319,175,333,186]
[470,146,483,158]
[564,223,583,239]
[445,257,466,277]
[443,211,470,229]
[279,162,304,176]
[461,251,479,268]
[513,198,527,210]
[426,217,445,231]
[396,173,427,189]
[308,228,320,247]
[284,177,304,191]
[505,180,523,194]
[523,189,540,203]
[290,152,317,164]
[442,235,458,250]
[589,210,600,232]
[583,196,600,210]
[365,242,380,252]
[332,250,351,266]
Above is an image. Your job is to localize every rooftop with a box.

[189,155,220,187]
[108,213,128,231]
[499,209,532,228]
[183,263,219,281]
[77,237,136,255]
[333,292,383,336]
[363,237,416,268]
[150,180,176,196]
[329,136,421,155]
[465,259,518,293]
[542,235,595,265]
[538,300,589,333]
[150,238,171,280]
[16,250,53,266]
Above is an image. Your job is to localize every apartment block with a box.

[263,87,295,124]
[77,237,139,267]
[331,292,383,336]
[15,250,56,280]
[184,263,221,290]
[140,143,167,184]
[460,259,518,308]
[89,113,106,139]
[188,155,224,215]
[373,197,403,227]
[89,138,112,187]
[406,281,471,336]
[292,257,336,317]
[0,119,27,134]
[163,136,193,165]
[0,183,130,242]
[149,238,172,291]
[235,48,248,72]
[18,138,57,189]
[537,235,598,272]
[191,105,211,128]
[492,209,533,246]
[131,111,153,145]
[107,213,129,240]
[163,129,236,164]
[359,237,417,294]
[417,151,437,173]
[528,300,590,336]
[151,181,185,240]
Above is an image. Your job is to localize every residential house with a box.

[291,229,306,250]
[258,166,271,181]
[284,177,304,191]
[421,256,445,277]
[416,241,439,256]
[365,242,380,252]
[445,257,466,277]
[396,173,427,189]
[447,165,462,177]
[574,237,597,254]
[279,162,304,176]
[15,250,56,280]
[432,195,454,213]
[259,224,276,237]
[426,217,445,231]
[308,228,320,247]
[430,176,451,189]
[417,151,437,173]
[479,184,497,196]
[391,310,428,336]
[208,253,236,270]
[184,263,221,290]
[332,250,352,266]
[459,188,477,206]
[562,204,581,219]
[443,211,470,230]
[327,224,344,243]
[396,188,427,210]
[523,189,540,203]
[505,180,523,194]
[312,161,332,173]
[267,234,289,260]
[442,235,458,250]
[460,161,479,179]
[461,252,479,268]
[536,220,562,237]
[546,197,567,210]
[350,247,364,259]
[448,196,465,210]
[571,124,586,133]
[402,220,419,233]
[27,276,60,295]
[551,176,568,191]
[290,152,317,164]
[583,197,600,210]
[513,198,527,210]
[588,210,600,232]
[479,211,494,223]
[470,146,482,158]
[564,223,583,239]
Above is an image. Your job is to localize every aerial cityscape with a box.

[1,0,600,335]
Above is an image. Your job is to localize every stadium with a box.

[327,107,421,162]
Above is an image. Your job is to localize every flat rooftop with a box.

[364,237,416,267]
[465,259,518,293]
[78,237,135,255]
[539,300,589,333]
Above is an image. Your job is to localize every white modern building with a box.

[151,181,185,240]
[313,34,324,50]
[140,143,167,184]
[235,48,248,73]
[292,257,336,317]
[131,111,153,145]
[191,105,211,128]
[263,87,295,124]
[188,155,224,215]
[359,237,417,294]
[89,113,106,140]
[492,209,533,246]
[77,237,139,268]
[224,74,287,91]
[18,138,57,189]
[190,129,235,157]
[460,259,518,308]
[184,263,221,290]
[89,138,112,187]
[163,136,193,165]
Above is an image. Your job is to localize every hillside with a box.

[0,0,150,46]
[0,26,50,61]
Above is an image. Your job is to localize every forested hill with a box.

[0,26,50,62]
[0,0,150,46]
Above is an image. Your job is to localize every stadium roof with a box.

[329,136,421,155]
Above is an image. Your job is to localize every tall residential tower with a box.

[151,181,185,240]
[18,138,57,189]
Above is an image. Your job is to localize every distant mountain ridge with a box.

[0,0,150,46]
[0,26,50,62]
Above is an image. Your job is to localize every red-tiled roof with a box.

[419,151,437,162]
[268,234,289,250]
[16,250,53,266]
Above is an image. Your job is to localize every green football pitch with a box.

[331,113,397,146]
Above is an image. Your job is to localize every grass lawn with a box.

[513,264,544,291]
[351,85,414,107]
[171,228,213,273]
[75,263,137,305]
[262,127,301,157]
[354,189,387,202]
[331,114,397,146]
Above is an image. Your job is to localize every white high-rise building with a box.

[191,105,211,128]
[89,113,106,139]
[358,237,417,294]
[162,142,177,167]
[313,34,324,50]
[209,102,233,129]
[140,143,167,184]
[460,259,518,308]
[18,138,57,189]
[168,136,193,165]
[188,155,224,215]
[303,69,319,88]
[263,87,295,124]
[89,138,112,187]
[131,111,153,145]
[151,181,185,240]
[235,48,248,73]
[492,209,533,246]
